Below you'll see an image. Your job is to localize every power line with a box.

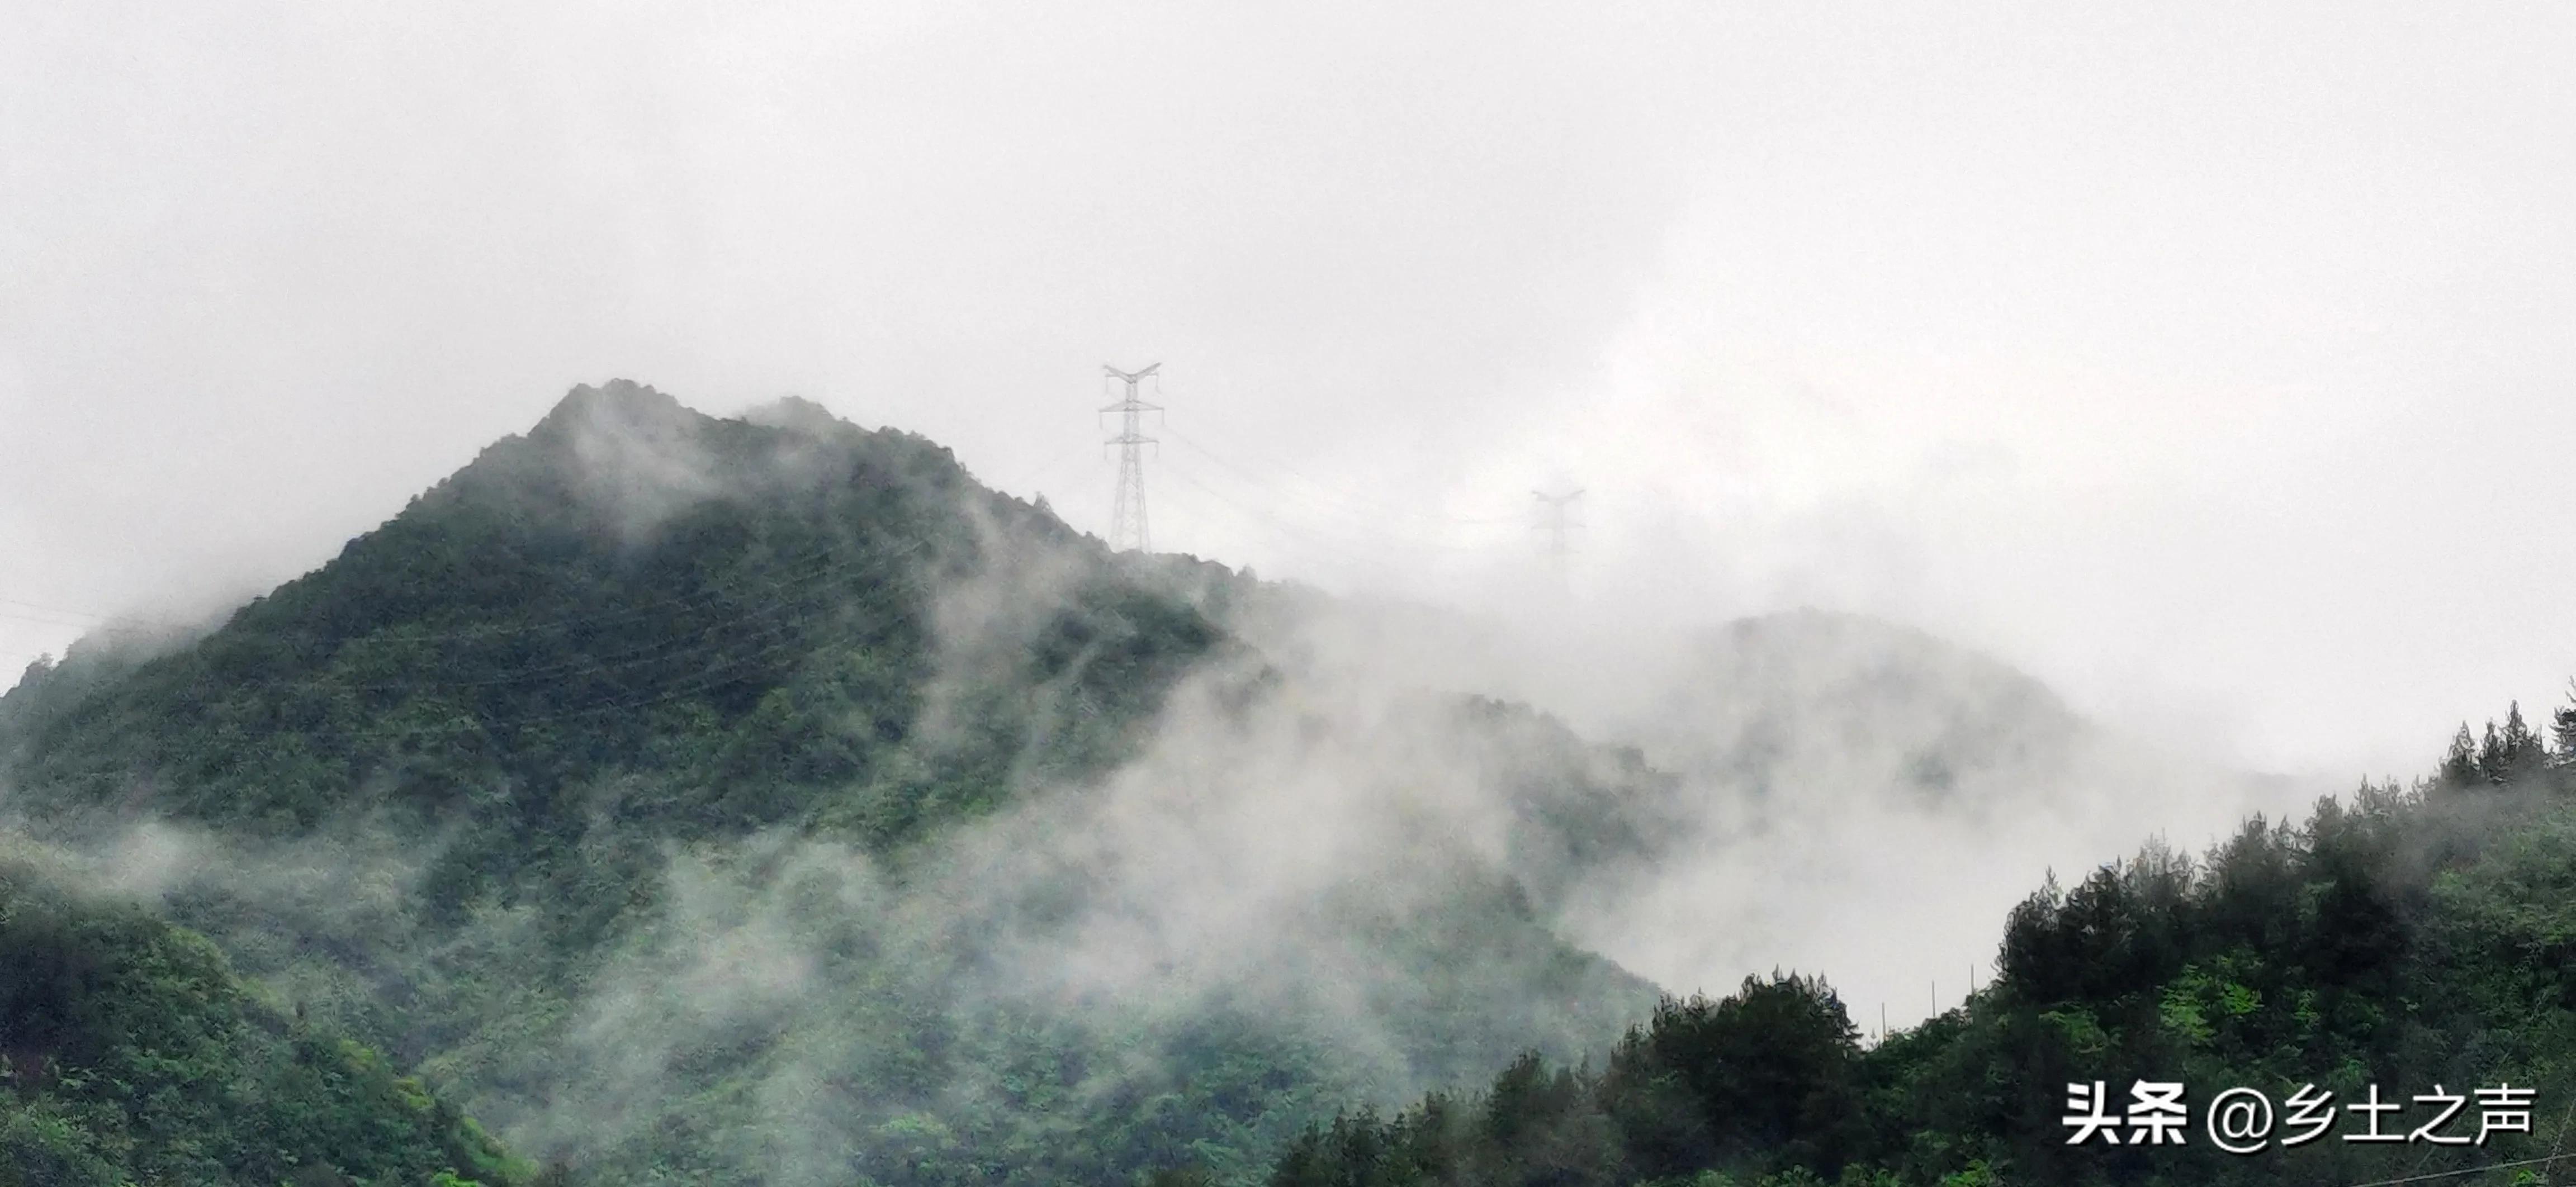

[1007,448,1105,511]
[1162,428,1523,531]
[1160,452,1552,580]
[2533,1082,2576,1186]
[1162,439,1523,551]
[1100,363,1163,553]
[0,597,198,634]
[2343,1152,2576,1187]
[4,526,906,667]
[1158,454,1513,558]
[0,598,117,624]
[2,609,107,632]
[304,540,920,694]
[18,538,935,767]
[1156,463,1405,576]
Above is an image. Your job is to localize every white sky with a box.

[6,1,2574,782]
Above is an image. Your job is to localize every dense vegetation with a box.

[1262,702,2576,1186]
[3,385,1214,849]
[22,381,2576,1186]
[0,383,1665,1184]
[0,859,528,1186]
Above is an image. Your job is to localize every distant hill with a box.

[1620,608,2093,818]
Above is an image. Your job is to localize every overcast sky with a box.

[5,1,2574,781]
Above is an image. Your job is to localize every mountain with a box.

[3,382,1219,846]
[16,377,2510,1187]
[0,382,1671,1184]
[1620,609,2092,816]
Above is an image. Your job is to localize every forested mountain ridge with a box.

[0,382,1681,1184]
[1265,702,2576,1187]
[1,381,1228,848]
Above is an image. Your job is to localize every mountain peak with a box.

[488,381,726,544]
[2,377,1219,840]
[528,378,696,439]
[738,395,847,436]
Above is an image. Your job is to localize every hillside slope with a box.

[1,856,531,1187]
[1266,705,2576,1186]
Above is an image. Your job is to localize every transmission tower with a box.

[1532,487,1585,584]
[1100,363,1163,553]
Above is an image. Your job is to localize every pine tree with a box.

[2441,723,2481,787]
[2501,701,2546,781]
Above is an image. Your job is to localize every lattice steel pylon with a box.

[1532,487,1585,585]
[1100,363,1163,552]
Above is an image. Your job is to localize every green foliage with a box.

[62,383,2576,1187]
[0,862,526,1186]
[0,385,1664,1185]
[1262,972,1864,1186]
[1268,701,2576,1186]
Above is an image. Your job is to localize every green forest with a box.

[1261,712,2576,1186]
[6,384,2576,1186]
[0,861,529,1186]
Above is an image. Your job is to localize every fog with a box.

[0,374,2479,1179]
[7,3,2575,780]
[6,5,2576,1168]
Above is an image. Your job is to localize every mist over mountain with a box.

[1565,610,2305,1037]
[0,383,1692,1184]
[11,381,2547,1187]
[1203,580,2302,1033]
[11,4,2574,1180]
[1625,609,2086,810]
